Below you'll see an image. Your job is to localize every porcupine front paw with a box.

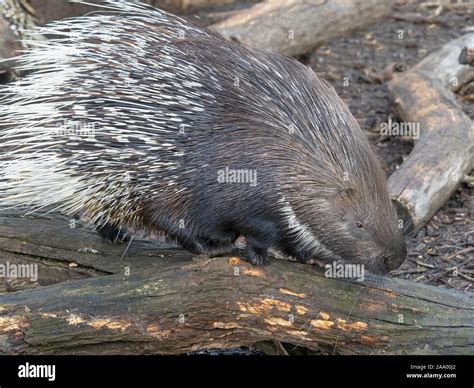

[96,223,129,244]
[245,245,268,266]
[240,227,276,265]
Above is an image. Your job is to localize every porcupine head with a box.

[0,1,406,274]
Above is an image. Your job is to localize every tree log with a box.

[171,0,245,11]
[387,34,474,230]
[212,0,395,57]
[0,211,472,355]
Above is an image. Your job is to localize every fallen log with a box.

[387,33,474,230]
[0,211,472,355]
[171,0,244,11]
[212,0,395,57]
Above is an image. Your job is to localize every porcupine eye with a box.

[356,222,363,228]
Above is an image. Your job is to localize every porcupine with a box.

[0,1,406,274]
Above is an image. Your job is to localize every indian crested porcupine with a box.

[0,1,406,274]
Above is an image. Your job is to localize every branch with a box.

[0,212,472,355]
[212,0,395,57]
[387,33,474,230]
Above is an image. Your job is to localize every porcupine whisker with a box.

[362,270,413,353]
[402,218,415,235]
[360,276,384,356]
[113,225,124,244]
[333,284,365,355]
[119,235,135,263]
[291,279,354,351]
[292,272,373,353]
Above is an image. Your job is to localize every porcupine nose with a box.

[384,238,407,272]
